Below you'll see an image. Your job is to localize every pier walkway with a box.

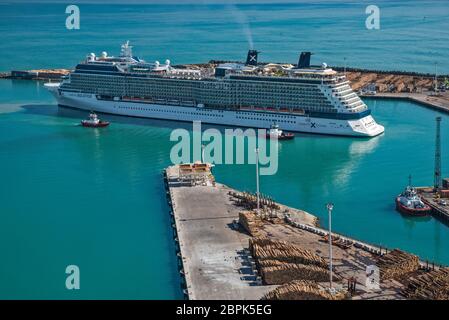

[165,164,316,300]
[165,165,272,299]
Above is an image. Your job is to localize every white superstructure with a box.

[45,42,384,137]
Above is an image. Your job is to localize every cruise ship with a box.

[45,42,384,137]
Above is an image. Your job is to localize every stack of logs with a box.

[249,237,331,285]
[403,268,449,300]
[239,211,263,237]
[345,71,436,93]
[229,191,280,211]
[261,263,330,284]
[377,249,420,280]
[262,280,343,300]
[249,237,327,267]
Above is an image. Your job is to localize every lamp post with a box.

[343,57,347,76]
[435,62,438,92]
[255,148,260,215]
[326,202,334,291]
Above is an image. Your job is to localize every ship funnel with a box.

[246,50,259,66]
[297,52,312,68]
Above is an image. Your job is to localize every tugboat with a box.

[266,124,295,140]
[81,112,110,128]
[395,177,431,216]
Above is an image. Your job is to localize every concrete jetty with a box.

[165,163,446,300]
[171,183,274,300]
[416,188,449,224]
[0,69,70,80]
[164,163,315,300]
[361,92,449,114]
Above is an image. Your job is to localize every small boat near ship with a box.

[395,185,431,217]
[81,112,110,128]
[266,124,295,140]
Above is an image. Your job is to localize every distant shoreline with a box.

[2,64,448,81]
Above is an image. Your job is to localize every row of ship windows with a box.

[88,87,336,110]
[89,91,336,113]
[114,103,308,118]
[114,106,225,117]
[72,86,324,99]
[236,116,295,124]
[237,112,295,119]
[71,84,327,101]
[72,84,325,98]
[117,96,331,105]
[111,104,312,122]
[71,79,323,93]
[94,92,333,105]
[102,98,335,114]
[87,92,335,109]
[237,100,332,105]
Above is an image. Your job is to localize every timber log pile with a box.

[322,234,352,250]
[249,237,331,285]
[239,211,263,236]
[262,280,343,300]
[261,263,329,285]
[403,268,449,300]
[229,191,280,211]
[345,71,436,93]
[377,249,420,280]
[249,237,327,268]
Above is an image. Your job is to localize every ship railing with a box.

[238,105,307,115]
[332,89,352,96]
[339,95,359,103]
[330,80,350,88]
[226,71,336,82]
[120,96,197,107]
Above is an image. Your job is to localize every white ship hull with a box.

[46,85,384,137]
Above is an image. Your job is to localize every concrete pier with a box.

[165,164,445,300]
[361,92,449,114]
[418,189,449,223]
[165,164,315,300]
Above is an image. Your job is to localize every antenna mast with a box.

[435,62,438,92]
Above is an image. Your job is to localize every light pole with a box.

[434,62,438,92]
[326,202,334,291]
[255,148,260,215]
[343,57,347,76]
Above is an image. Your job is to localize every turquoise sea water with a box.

[0,85,183,299]
[0,1,448,73]
[1,1,449,299]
